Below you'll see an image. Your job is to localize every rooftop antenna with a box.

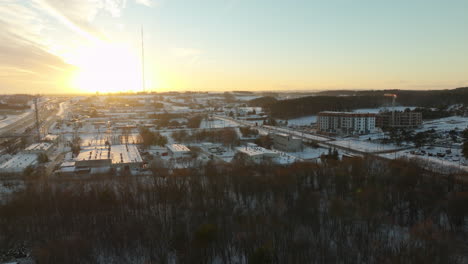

[141,26,145,92]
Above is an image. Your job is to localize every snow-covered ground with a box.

[285,146,328,160]
[328,139,404,153]
[418,116,468,132]
[380,147,468,174]
[235,95,262,101]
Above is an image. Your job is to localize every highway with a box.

[0,99,62,142]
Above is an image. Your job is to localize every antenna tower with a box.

[141,26,145,92]
[34,97,41,142]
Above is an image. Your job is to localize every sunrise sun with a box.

[68,42,143,93]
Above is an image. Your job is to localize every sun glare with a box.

[68,42,143,93]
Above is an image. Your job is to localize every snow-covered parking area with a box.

[328,139,404,153]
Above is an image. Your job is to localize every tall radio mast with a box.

[141,26,145,92]
[33,97,41,142]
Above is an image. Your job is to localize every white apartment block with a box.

[317,112,376,135]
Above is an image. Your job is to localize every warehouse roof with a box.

[76,145,143,165]
[0,154,37,171]
[167,144,191,153]
[25,142,53,152]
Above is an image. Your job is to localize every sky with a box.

[0,0,468,94]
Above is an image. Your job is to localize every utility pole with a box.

[34,97,41,142]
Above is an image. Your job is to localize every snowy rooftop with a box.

[319,111,376,117]
[0,154,37,170]
[167,144,191,153]
[42,134,59,141]
[111,145,143,164]
[76,145,143,164]
[25,142,53,152]
[60,161,76,167]
[236,145,278,157]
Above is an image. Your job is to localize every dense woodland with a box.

[1,157,468,263]
[252,87,468,118]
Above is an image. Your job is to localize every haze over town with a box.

[1,0,468,93]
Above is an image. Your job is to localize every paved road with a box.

[0,99,62,141]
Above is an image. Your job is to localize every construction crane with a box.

[384,93,397,126]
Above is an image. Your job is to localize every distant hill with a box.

[247,96,278,108]
[266,87,468,118]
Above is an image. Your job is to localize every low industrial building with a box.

[317,112,376,135]
[376,111,422,129]
[57,161,76,176]
[75,144,143,173]
[42,134,60,143]
[236,143,279,163]
[272,133,302,152]
[24,142,54,155]
[167,144,191,158]
[0,154,38,174]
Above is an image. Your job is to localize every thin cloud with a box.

[33,0,128,41]
[0,1,75,93]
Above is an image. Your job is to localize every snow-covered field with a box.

[419,116,468,132]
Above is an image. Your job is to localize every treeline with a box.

[267,96,383,118]
[139,127,168,147]
[0,158,467,263]
[316,87,468,108]
[260,87,468,118]
[0,104,30,110]
[172,127,239,147]
[149,113,205,128]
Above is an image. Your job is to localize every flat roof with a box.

[25,142,53,151]
[167,144,191,153]
[318,111,376,117]
[0,154,37,170]
[76,145,143,165]
[42,134,59,141]
[236,145,278,157]
[60,161,76,167]
[111,145,143,164]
